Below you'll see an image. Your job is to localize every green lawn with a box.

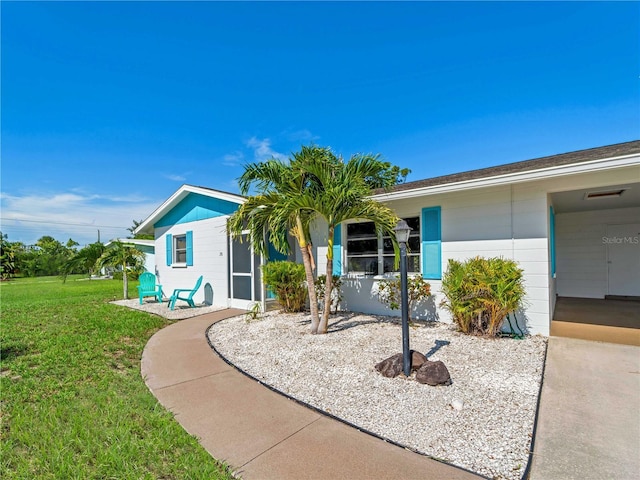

[1,276,235,480]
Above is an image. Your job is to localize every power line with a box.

[0,217,128,229]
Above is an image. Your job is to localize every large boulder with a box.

[375,351,429,378]
[411,351,428,371]
[415,360,452,386]
[375,353,403,378]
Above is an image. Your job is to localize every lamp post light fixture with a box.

[394,219,412,377]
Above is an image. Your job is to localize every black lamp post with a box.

[394,219,412,377]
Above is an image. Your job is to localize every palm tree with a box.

[291,153,403,334]
[96,241,146,299]
[229,145,408,335]
[61,242,106,281]
[228,146,336,333]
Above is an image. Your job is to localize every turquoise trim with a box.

[137,245,154,255]
[155,193,241,228]
[421,207,441,279]
[186,230,193,266]
[267,241,287,262]
[549,206,556,276]
[332,224,342,276]
[165,234,172,266]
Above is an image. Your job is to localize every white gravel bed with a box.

[112,299,225,320]
[208,311,547,480]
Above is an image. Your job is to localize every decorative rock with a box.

[415,360,452,386]
[375,353,403,378]
[376,351,428,377]
[411,350,428,371]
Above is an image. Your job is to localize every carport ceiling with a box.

[552,182,640,214]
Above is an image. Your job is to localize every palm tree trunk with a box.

[122,262,129,299]
[296,217,320,334]
[318,228,334,334]
[300,244,320,333]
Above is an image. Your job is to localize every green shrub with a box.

[245,301,262,322]
[376,275,431,323]
[261,261,308,313]
[314,274,343,314]
[440,256,525,337]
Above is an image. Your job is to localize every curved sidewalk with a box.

[141,309,481,480]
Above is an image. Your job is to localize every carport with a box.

[550,182,640,345]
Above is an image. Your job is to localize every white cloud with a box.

[163,172,190,182]
[223,151,245,167]
[283,129,320,143]
[0,191,161,246]
[246,137,288,162]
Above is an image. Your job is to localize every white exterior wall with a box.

[142,250,155,274]
[154,216,230,307]
[556,207,640,298]
[333,183,551,335]
[332,165,639,336]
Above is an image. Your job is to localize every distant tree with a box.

[36,236,65,254]
[0,232,16,280]
[96,241,146,299]
[16,236,78,277]
[60,242,105,282]
[128,220,153,240]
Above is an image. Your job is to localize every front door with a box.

[607,223,640,296]
[229,233,262,309]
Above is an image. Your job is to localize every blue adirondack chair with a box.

[168,275,203,310]
[137,272,163,304]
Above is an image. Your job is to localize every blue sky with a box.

[2,1,638,246]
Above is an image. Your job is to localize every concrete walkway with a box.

[141,309,480,480]
[529,337,640,480]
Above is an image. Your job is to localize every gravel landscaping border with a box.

[208,311,548,480]
[111,298,226,320]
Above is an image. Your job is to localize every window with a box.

[174,235,187,263]
[346,217,420,275]
[166,231,193,266]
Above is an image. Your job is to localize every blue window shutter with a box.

[166,234,173,266]
[186,230,193,266]
[421,207,441,279]
[549,207,556,276]
[332,224,342,276]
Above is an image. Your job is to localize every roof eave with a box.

[372,153,640,202]
[106,238,155,247]
[134,184,245,235]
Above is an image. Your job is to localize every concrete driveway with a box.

[529,336,640,480]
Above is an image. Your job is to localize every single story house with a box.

[135,141,640,342]
[135,186,261,309]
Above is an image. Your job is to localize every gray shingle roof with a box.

[383,140,640,194]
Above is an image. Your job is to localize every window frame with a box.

[345,216,421,276]
[166,231,193,267]
[173,234,187,265]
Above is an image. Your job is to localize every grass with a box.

[1,276,235,479]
